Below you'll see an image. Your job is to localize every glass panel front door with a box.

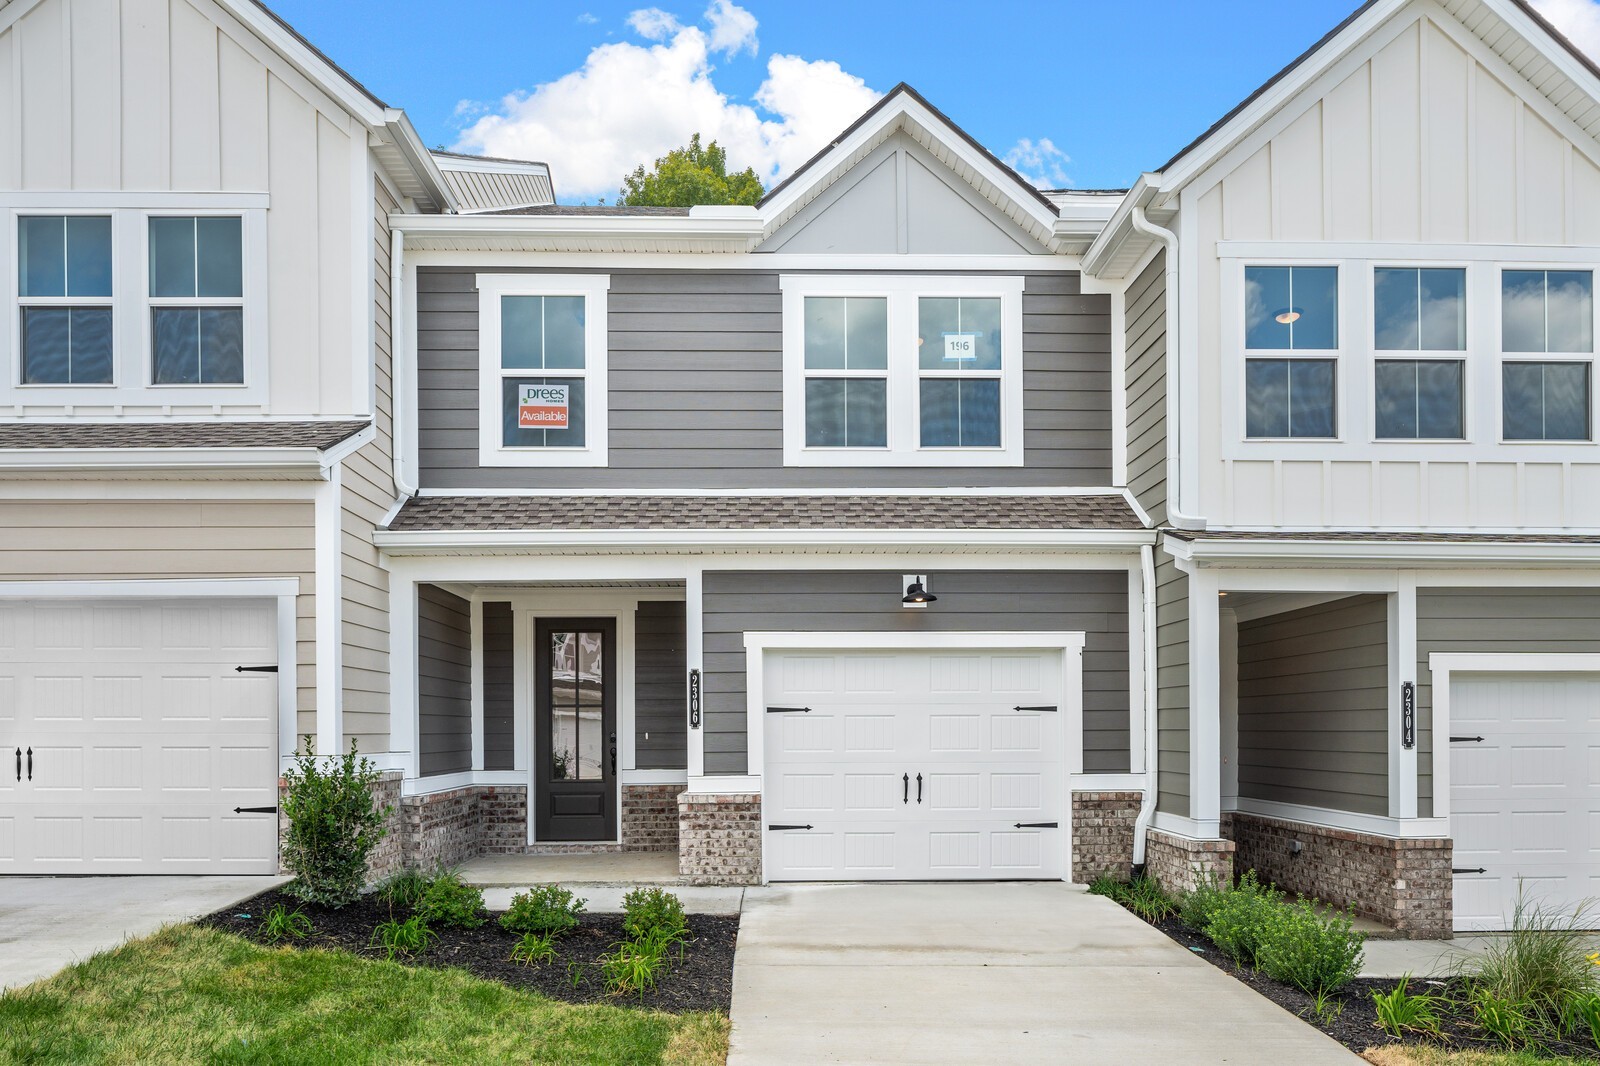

[535,618,616,841]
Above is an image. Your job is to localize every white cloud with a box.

[1531,0,1600,59]
[576,12,598,25]
[1003,137,1072,189]
[452,2,880,202]
[705,0,758,57]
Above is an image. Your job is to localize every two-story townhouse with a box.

[0,0,553,875]
[1084,0,1600,936]
[372,86,1159,884]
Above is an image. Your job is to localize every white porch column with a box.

[685,566,705,779]
[1188,568,1222,835]
[1388,574,1419,819]
[388,573,419,780]
[1219,605,1239,811]
[313,465,343,755]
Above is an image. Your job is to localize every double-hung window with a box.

[476,273,610,467]
[17,215,113,385]
[148,216,244,385]
[1500,269,1592,441]
[1243,265,1338,438]
[1373,267,1466,439]
[782,275,1024,466]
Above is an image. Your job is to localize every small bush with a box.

[375,870,429,910]
[1468,887,1599,1024]
[1086,872,1123,899]
[371,916,436,961]
[257,903,312,944]
[1559,992,1600,1049]
[1204,872,1283,966]
[1372,977,1444,1038]
[622,887,687,941]
[500,885,586,937]
[1253,898,1364,995]
[279,737,392,909]
[415,869,487,929]
[1470,985,1535,1048]
[509,931,557,967]
[600,926,686,999]
[1121,875,1178,923]
[1179,871,1231,932]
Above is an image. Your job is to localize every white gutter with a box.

[373,528,1159,553]
[1128,203,1206,531]
[0,447,332,472]
[390,227,417,497]
[391,212,766,246]
[1132,543,1160,868]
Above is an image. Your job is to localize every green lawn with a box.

[1363,1046,1600,1066]
[0,925,727,1066]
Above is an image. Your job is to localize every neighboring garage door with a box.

[1450,672,1600,931]
[763,647,1067,880]
[0,598,280,874]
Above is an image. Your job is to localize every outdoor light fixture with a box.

[902,575,937,607]
[1273,306,1304,325]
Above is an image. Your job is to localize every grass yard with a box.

[1364,1047,1600,1066]
[0,924,728,1066]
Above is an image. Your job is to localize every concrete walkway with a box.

[1362,931,1600,979]
[730,883,1362,1066]
[0,875,284,993]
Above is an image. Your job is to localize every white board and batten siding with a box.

[0,0,375,418]
[1189,9,1600,530]
[763,646,1073,881]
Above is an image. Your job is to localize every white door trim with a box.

[1426,652,1600,821]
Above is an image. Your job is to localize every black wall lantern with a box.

[902,574,937,607]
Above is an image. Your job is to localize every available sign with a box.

[518,384,569,430]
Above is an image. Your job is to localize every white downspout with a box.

[1129,204,1204,530]
[389,227,417,497]
[1132,543,1160,867]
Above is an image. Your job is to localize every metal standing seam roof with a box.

[0,420,371,450]
[386,494,1147,533]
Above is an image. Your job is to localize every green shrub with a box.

[1470,985,1535,1048]
[1559,992,1600,1049]
[375,870,429,910]
[1203,872,1283,966]
[622,888,687,941]
[370,915,436,961]
[509,931,557,967]
[257,903,312,944]
[500,885,586,937]
[1086,872,1123,899]
[1121,875,1178,923]
[1372,976,1444,1039]
[279,737,391,909]
[1253,898,1365,995]
[415,869,487,929]
[1179,871,1231,932]
[600,926,686,999]
[1468,888,1599,1022]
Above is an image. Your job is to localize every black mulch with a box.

[202,888,736,1015]
[1150,915,1599,1060]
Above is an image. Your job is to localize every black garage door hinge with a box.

[233,805,279,814]
[1014,822,1059,829]
[1452,867,1486,875]
[765,706,810,714]
[235,665,279,673]
[1013,705,1058,713]
[768,823,813,831]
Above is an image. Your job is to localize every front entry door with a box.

[535,619,617,842]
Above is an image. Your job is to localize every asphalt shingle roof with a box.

[387,494,1145,533]
[0,420,371,451]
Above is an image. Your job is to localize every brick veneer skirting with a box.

[622,784,682,852]
[1144,828,1236,894]
[1225,811,1452,939]
[678,793,761,885]
[1071,791,1141,883]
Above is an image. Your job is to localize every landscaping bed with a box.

[205,885,738,1014]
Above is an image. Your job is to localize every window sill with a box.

[784,446,1023,468]
[478,445,610,469]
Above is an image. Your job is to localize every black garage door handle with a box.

[13,747,18,782]
[26,747,31,781]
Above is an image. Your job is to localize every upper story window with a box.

[5,203,266,406]
[476,273,610,468]
[1501,270,1592,441]
[781,275,1024,467]
[1373,267,1465,440]
[1243,265,1338,438]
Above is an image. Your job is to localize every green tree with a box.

[617,134,764,207]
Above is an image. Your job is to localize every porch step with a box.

[458,851,680,887]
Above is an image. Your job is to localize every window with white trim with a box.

[476,273,610,468]
[1501,269,1592,441]
[17,215,113,385]
[148,216,244,385]
[1243,265,1338,439]
[1373,267,1465,440]
[781,275,1024,467]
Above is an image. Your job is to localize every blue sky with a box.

[269,0,1599,201]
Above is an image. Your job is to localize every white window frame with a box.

[1,198,268,408]
[475,273,610,468]
[1496,264,1596,444]
[780,274,1025,467]
[1369,262,1471,443]
[13,210,116,388]
[143,211,250,390]
[1237,261,1344,442]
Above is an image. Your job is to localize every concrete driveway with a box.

[0,876,284,992]
[730,883,1362,1065]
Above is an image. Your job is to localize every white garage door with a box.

[763,648,1067,881]
[0,599,281,874]
[1450,672,1600,931]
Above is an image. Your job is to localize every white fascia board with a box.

[382,113,460,214]
[0,447,331,474]
[1082,175,1159,277]
[1165,534,1600,567]
[393,212,765,246]
[371,529,1158,553]
[434,155,551,178]
[318,423,377,469]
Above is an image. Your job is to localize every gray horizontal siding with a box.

[416,268,1111,489]
[483,600,514,771]
[1237,595,1388,816]
[1416,588,1600,818]
[419,583,472,777]
[701,569,1131,775]
[1125,251,1167,525]
[636,600,687,770]
[1155,551,1189,815]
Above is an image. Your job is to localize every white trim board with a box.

[1226,797,1448,840]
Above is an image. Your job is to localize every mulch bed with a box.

[1151,915,1599,1060]
[203,888,737,1015]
